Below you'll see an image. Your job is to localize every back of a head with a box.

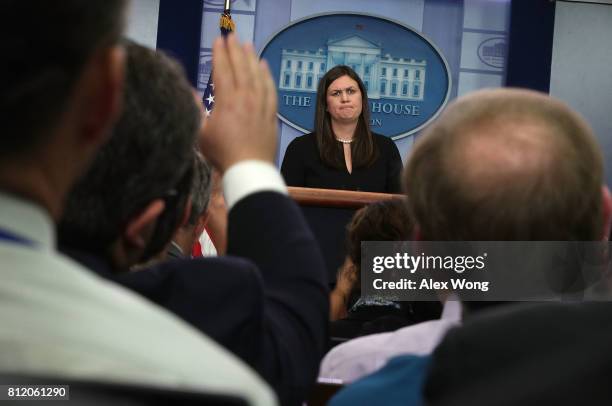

[347,199,413,269]
[0,0,127,159]
[59,41,200,262]
[344,199,443,322]
[186,151,213,226]
[406,88,603,241]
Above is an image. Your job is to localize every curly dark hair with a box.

[346,198,413,269]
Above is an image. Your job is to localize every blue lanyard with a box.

[0,229,35,247]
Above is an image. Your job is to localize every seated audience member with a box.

[329,88,612,406]
[0,2,274,405]
[59,40,328,405]
[329,199,441,341]
[322,293,456,383]
[424,301,612,406]
[167,151,212,259]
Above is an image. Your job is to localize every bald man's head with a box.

[406,88,604,241]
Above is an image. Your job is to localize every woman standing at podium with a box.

[281,65,402,193]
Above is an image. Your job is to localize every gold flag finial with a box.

[220,13,235,31]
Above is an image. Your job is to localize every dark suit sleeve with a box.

[227,191,329,404]
[280,138,306,187]
[385,137,403,193]
[122,257,265,364]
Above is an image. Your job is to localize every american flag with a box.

[202,9,235,116]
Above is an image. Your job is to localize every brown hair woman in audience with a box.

[329,199,442,341]
[281,65,402,193]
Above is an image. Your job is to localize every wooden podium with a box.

[288,187,403,285]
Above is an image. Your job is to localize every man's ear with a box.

[601,186,612,241]
[74,44,126,147]
[124,199,166,250]
[180,198,193,229]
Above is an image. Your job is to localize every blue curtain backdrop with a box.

[157,0,204,86]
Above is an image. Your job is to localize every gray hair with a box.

[59,41,199,255]
[188,151,213,225]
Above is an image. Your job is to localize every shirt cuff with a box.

[222,160,288,210]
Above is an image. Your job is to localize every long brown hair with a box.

[314,65,378,169]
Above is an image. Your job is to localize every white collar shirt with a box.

[0,190,276,406]
[319,299,462,383]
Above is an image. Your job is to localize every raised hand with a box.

[199,34,278,173]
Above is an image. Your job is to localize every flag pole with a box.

[220,0,235,33]
[203,1,235,111]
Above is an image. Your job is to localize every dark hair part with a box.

[0,0,128,159]
[405,88,603,241]
[314,65,378,170]
[59,41,200,264]
[187,150,213,225]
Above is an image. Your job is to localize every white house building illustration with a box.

[278,35,427,101]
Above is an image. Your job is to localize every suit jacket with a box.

[423,302,612,406]
[63,192,329,405]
